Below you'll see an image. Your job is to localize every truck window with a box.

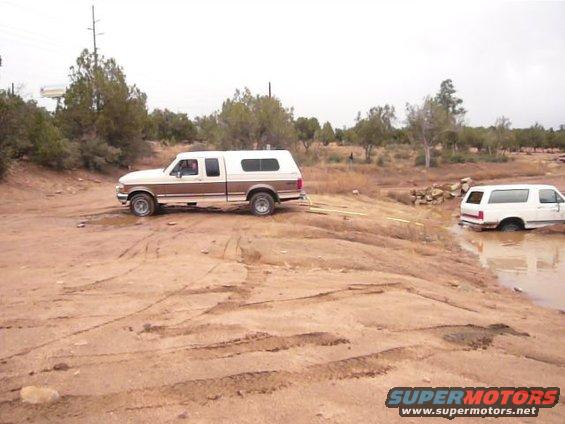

[205,158,220,177]
[539,189,564,203]
[466,191,483,204]
[171,159,198,176]
[488,189,529,204]
[241,158,280,172]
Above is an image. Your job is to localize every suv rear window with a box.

[466,191,483,204]
[241,158,280,172]
[488,189,529,204]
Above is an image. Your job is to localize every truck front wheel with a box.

[250,192,275,216]
[130,193,156,217]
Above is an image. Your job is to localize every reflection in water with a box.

[454,227,565,309]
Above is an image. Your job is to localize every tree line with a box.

[1,50,564,179]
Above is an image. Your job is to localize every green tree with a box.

[57,49,148,166]
[216,89,256,149]
[213,88,296,150]
[406,97,454,168]
[435,79,466,116]
[253,95,296,149]
[487,116,512,154]
[354,105,395,163]
[294,117,320,151]
[318,121,335,146]
[148,109,197,142]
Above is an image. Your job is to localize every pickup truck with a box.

[116,150,304,217]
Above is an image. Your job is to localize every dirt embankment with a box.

[0,162,563,423]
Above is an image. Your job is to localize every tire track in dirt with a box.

[0,346,432,419]
[237,282,404,311]
[44,332,349,369]
[0,264,220,362]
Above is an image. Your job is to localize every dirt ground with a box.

[0,158,564,423]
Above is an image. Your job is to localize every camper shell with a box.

[116,150,304,216]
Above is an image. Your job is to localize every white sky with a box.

[1,0,564,129]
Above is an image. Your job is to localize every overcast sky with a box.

[1,0,564,129]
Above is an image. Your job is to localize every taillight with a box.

[296,178,303,190]
[478,211,484,220]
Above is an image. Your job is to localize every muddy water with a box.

[453,225,565,309]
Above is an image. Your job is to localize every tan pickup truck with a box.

[116,150,304,217]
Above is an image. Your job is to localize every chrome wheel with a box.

[255,198,270,214]
[133,198,150,216]
[250,192,275,216]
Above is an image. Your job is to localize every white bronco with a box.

[460,184,565,231]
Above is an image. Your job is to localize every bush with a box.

[327,153,343,163]
[414,150,438,167]
[79,137,122,171]
[442,151,509,164]
[0,147,11,178]
[443,152,476,164]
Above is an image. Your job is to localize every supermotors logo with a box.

[385,387,560,419]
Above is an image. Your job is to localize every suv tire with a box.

[499,221,522,232]
[250,192,275,216]
[130,193,156,217]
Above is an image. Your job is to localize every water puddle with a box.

[453,225,565,309]
[88,213,142,227]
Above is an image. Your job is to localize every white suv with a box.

[460,184,565,231]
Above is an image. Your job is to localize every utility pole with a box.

[268,81,271,98]
[87,5,101,68]
[87,5,103,111]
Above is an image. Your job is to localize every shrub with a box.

[327,153,343,163]
[415,150,438,167]
[79,137,122,171]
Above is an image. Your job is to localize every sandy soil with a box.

[0,161,564,423]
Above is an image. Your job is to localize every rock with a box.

[177,411,189,419]
[513,286,523,293]
[443,191,455,200]
[431,188,443,199]
[449,182,462,191]
[280,250,288,254]
[73,340,88,346]
[142,323,152,331]
[423,377,431,383]
[167,222,177,226]
[200,249,209,254]
[461,183,470,193]
[20,386,60,404]
[425,195,433,202]
[52,362,69,371]
[76,223,85,228]
[460,177,472,183]
[55,190,63,194]
[352,189,359,195]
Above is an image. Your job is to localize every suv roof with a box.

[469,184,556,191]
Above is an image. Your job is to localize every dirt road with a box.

[0,164,564,423]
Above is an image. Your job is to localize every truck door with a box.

[536,188,565,225]
[165,158,204,201]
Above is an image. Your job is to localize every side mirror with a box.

[176,171,182,179]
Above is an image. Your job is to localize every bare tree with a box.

[406,97,455,168]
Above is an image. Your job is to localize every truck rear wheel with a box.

[130,193,156,217]
[250,192,275,216]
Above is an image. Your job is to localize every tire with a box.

[250,192,275,216]
[129,193,156,217]
[499,221,522,232]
